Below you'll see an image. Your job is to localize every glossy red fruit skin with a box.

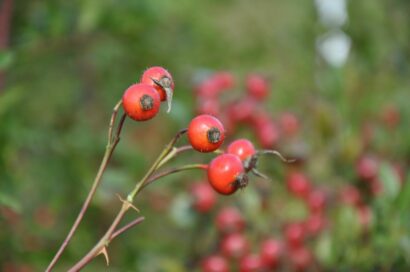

[239,254,264,272]
[246,74,269,100]
[216,207,245,233]
[227,139,256,161]
[208,154,244,195]
[141,66,174,101]
[284,223,305,249]
[260,239,283,269]
[188,114,225,153]
[221,233,250,259]
[286,172,311,199]
[201,255,229,272]
[122,83,161,121]
[190,182,217,213]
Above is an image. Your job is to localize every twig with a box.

[46,100,124,272]
[143,164,208,188]
[67,129,189,271]
[111,217,145,240]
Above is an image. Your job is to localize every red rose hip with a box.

[201,255,229,272]
[216,207,245,233]
[188,114,225,153]
[208,154,246,195]
[227,139,256,161]
[122,83,161,121]
[141,66,174,112]
[190,181,217,213]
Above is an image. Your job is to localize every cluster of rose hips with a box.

[186,111,293,197]
[122,66,174,121]
[188,203,315,272]
[194,71,300,149]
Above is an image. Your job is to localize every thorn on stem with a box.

[116,194,140,213]
[96,247,110,266]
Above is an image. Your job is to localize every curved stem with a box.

[257,150,296,163]
[127,129,187,202]
[143,164,208,188]
[46,101,124,272]
[68,129,188,271]
[157,145,193,168]
[111,217,145,240]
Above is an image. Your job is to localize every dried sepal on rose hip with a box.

[207,154,248,195]
[188,114,225,153]
[122,83,161,121]
[141,66,174,112]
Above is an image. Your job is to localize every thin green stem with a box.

[127,129,187,202]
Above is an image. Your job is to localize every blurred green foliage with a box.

[0,0,409,271]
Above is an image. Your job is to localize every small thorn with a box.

[251,168,270,180]
[97,247,110,266]
[116,194,140,213]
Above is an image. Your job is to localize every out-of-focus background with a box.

[0,0,409,271]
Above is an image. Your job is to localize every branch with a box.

[46,100,125,272]
[111,216,145,240]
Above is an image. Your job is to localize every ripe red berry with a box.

[190,181,217,213]
[140,66,174,102]
[216,207,245,233]
[201,255,229,272]
[221,233,250,259]
[254,118,280,149]
[284,223,305,249]
[356,155,379,181]
[188,114,225,153]
[122,83,161,121]
[286,172,311,199]
[197,99,220,116]
[245,74,269,100]
[227,139,256,161]
[208,154,246,195]
[239,254,264,272]
[196,79,221,98]
[340,185,361,206]
[227,99,257,124]
[307,189,326,213]
[279,112,300,136]
[260,239,283,268]
[289,246,313,271]
[304,213,326,236]
[213,71,235,90]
